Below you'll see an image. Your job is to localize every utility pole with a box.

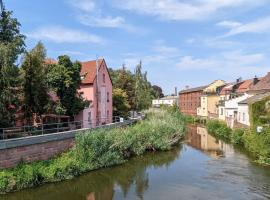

[96,56,99,126]
[0,0,4,13]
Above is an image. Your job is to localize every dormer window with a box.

[80,73,87,80]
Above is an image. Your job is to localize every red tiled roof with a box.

[250,73,270,92]
[220,83,234,95]
[236,79,253,93]
[80,59,104,84]
[44,58,57,65]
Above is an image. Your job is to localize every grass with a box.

[206,119,270,165]
[0,109,186,194]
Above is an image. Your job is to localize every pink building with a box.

[75,58,113,127]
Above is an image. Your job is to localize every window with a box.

[103,73,105,83]
[238,112,241,121]
[107,110,109,120]
[220,108,223,115]
[88,112,91,122]
[243,113,245,122]
[107,92,110,102]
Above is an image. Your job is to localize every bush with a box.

[206,119,270,165]
[0,109,186,194]
[206,120,232,141]
[231,129,245,145]
[243,129,270,165]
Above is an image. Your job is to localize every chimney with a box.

[253,76,259,85]
[175,87,178,96]
[185,85,189,89]
[236,77,242,83]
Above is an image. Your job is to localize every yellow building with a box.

[197,80,226,118]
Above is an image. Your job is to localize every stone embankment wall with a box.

[0,120,135,169]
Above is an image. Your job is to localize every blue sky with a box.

[5,0,270,94]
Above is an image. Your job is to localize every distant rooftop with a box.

[179,85,207,94]
[238,92,270,105]
[249,72,270,92]
[160,95,178,100]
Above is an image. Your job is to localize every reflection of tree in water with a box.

[2,146,182,200]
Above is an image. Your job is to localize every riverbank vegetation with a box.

[206,120,270,165]
[0,109,186,194]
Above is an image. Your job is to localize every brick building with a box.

[179,86,207,116]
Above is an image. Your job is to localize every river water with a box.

[1,125,270,200]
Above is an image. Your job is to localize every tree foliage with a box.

[152,85,164,98]
[47,55,88,118]
[21,42,49,123]
[109,61,158,116]
[112,88,130,117]
[0,6,25,127]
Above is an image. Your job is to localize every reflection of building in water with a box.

[87,186,114,200]
[196,127,223,158]
[186,125,234,159]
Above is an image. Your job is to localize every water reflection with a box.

[1,146,181,200]
[186,125,234,158]
[2,126,270,200]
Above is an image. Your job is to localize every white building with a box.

[238,92,270,127]
[152,96,178,107]
[224,93,252,128]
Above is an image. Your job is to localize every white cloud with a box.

[69,0,96,12]
[78,15,125,28]
[112,0,265,21]
[225,16,270,36]
[176,51,267,76]
[27,26,104,44]
[216,20,242,28]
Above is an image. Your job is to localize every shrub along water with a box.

[0,109,186,194]
[206,120,270,165]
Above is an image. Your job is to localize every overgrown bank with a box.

[206,120,270,165]
[0,109,186,194]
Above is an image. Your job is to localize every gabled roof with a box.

[44,58,110,85]
[179,85,207,94]
[238,92,270,105]
[220,83,234,95]
[80,59,104,84]
[249,72,270,92]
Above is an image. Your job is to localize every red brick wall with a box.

[0,138,75,169]
[179,91,203,116]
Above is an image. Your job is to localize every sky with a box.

[5,0,270,94]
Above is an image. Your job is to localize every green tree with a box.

[134,61,153,110]
[113,88,131,117]
[152,85,164,98]
[21,42,49,123]
[109,65,137,109]
[0,5,25,127]
[47,55,88,118]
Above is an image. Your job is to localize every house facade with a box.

[217,78,260,126]
[152,96,178,107]
[197,80,226,118]
[237,92,270,127]
[224,93,251,128]
[179,86,207,116]
[75,59,113,127]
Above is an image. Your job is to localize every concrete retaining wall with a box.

[0,120,136,169]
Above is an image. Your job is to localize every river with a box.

[1,125,270,200]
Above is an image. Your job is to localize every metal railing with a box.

[0,116,125,140]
